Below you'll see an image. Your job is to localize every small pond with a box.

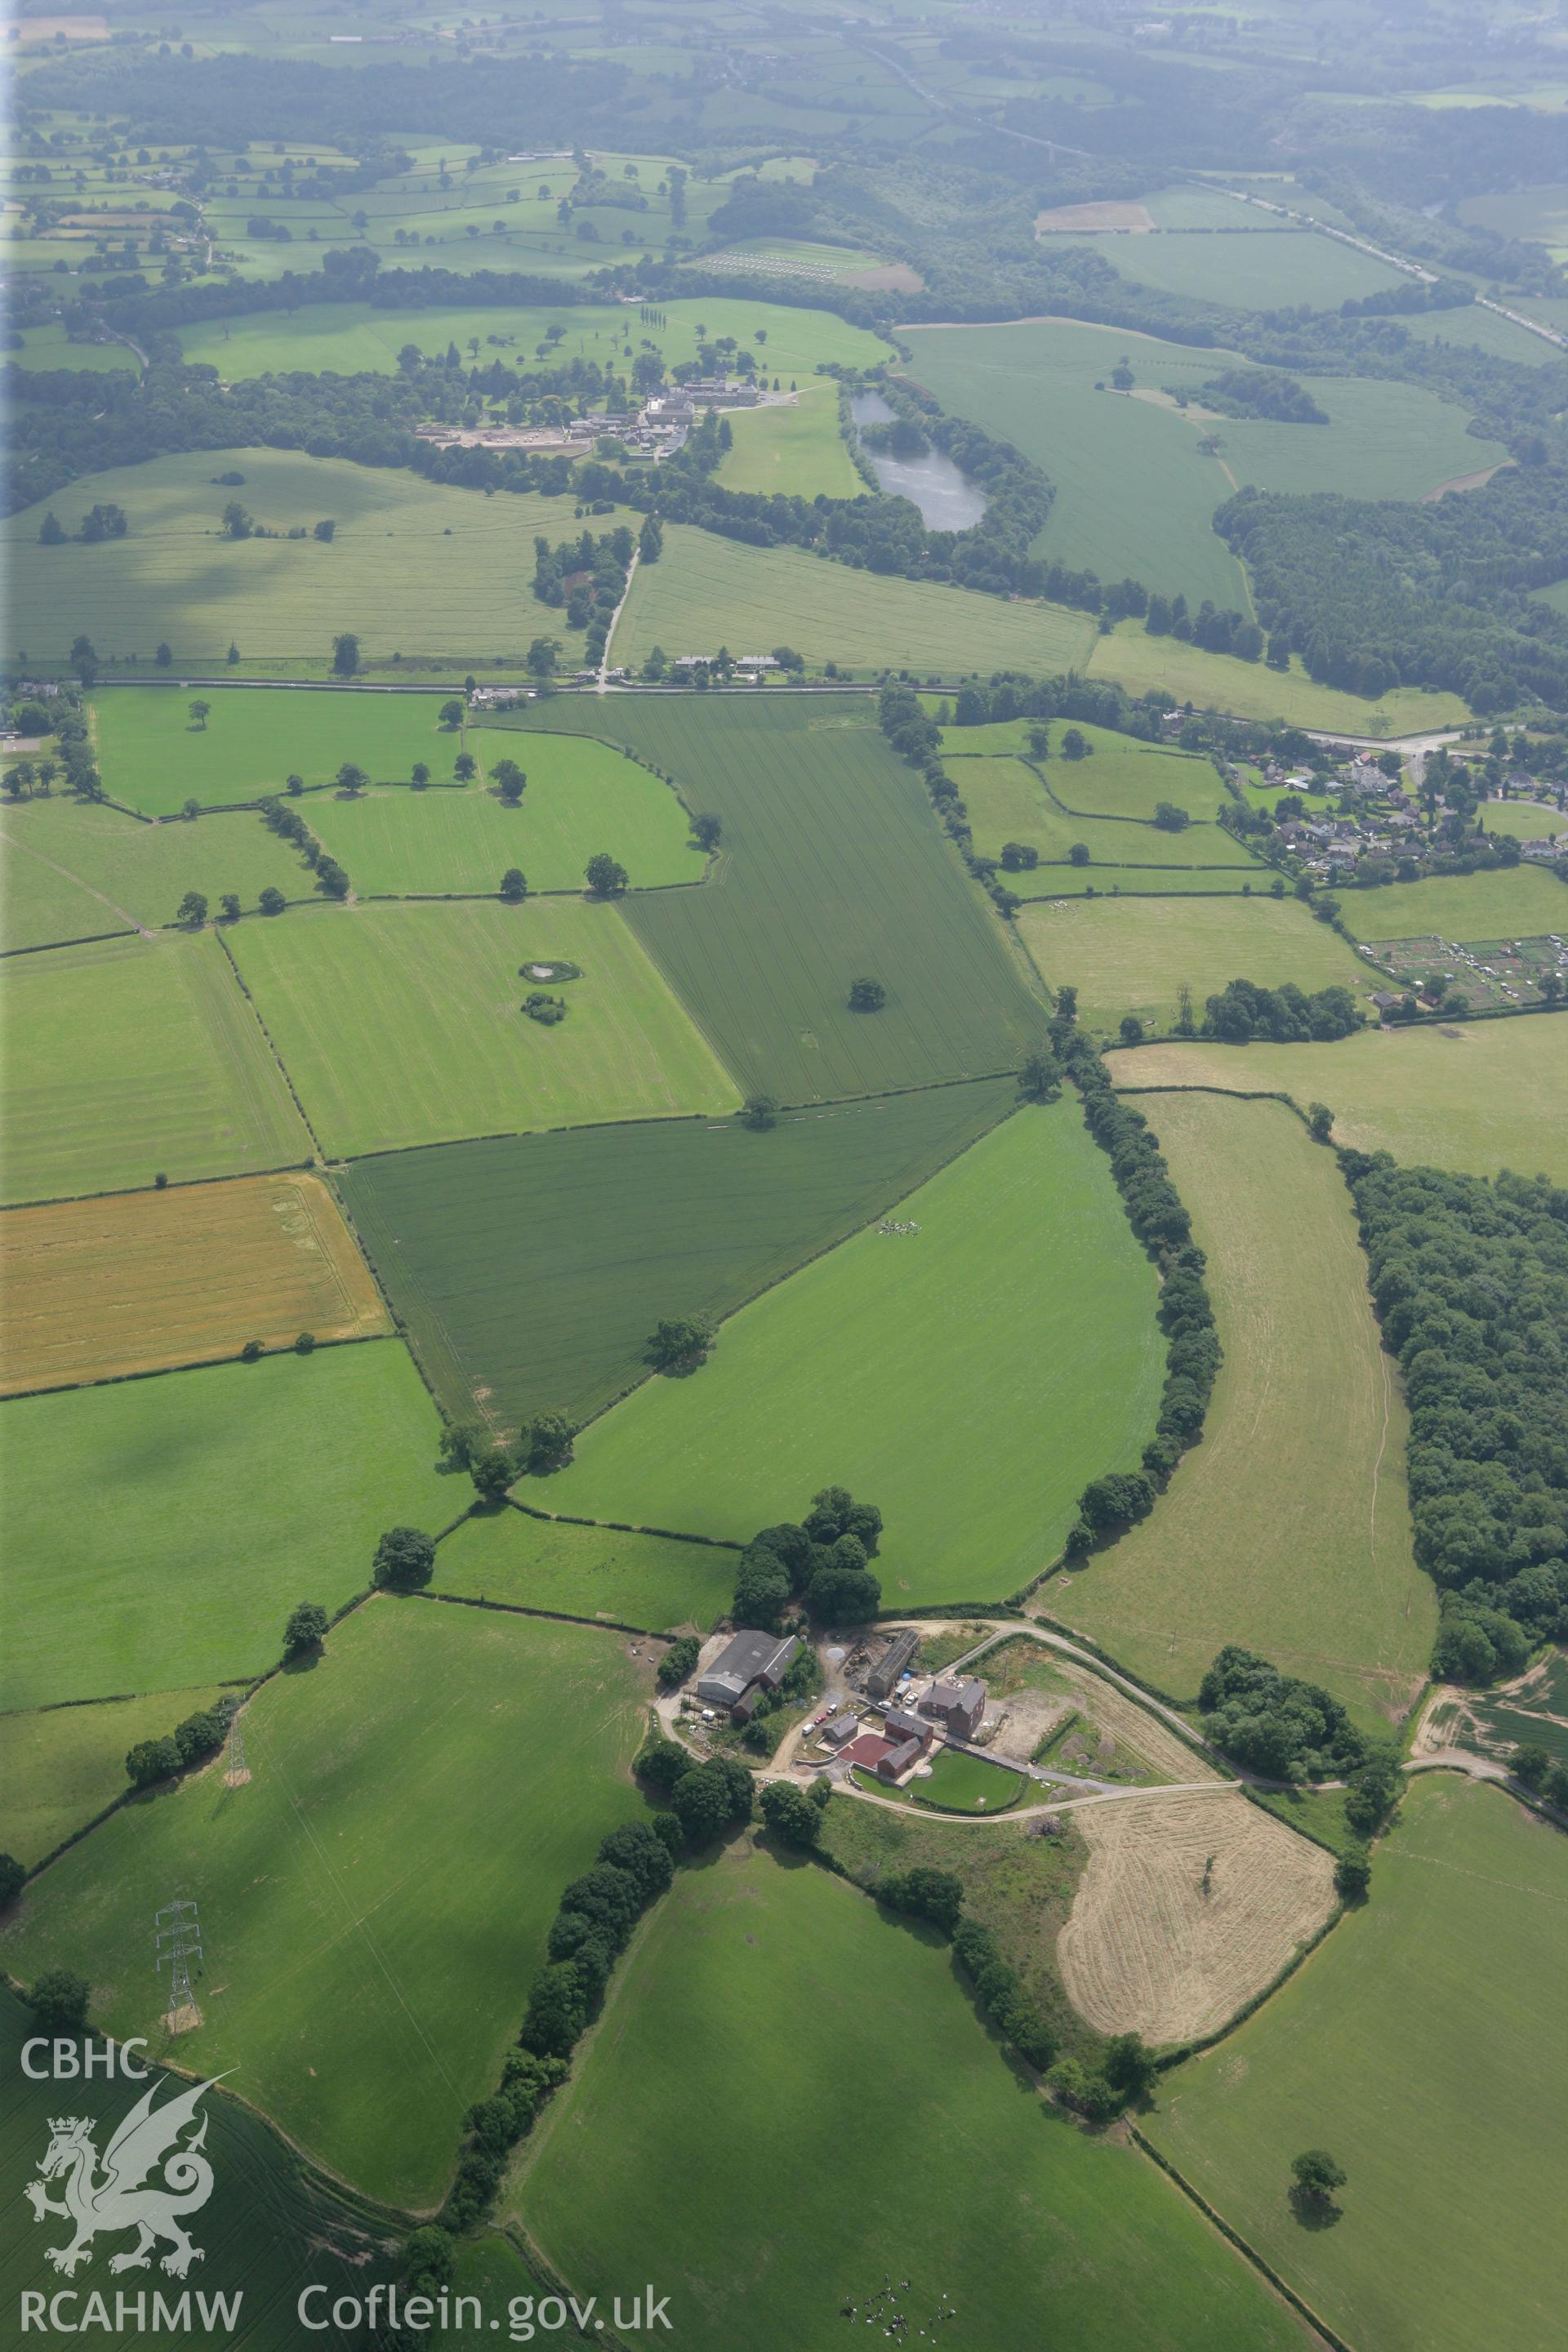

[849,390,987,530]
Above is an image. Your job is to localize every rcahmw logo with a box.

[20,2059,243,2334]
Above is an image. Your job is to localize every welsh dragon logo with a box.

[24,2074,225,2278]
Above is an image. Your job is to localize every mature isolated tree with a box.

[335,761,368,795]
[283,1601,329,1656]
[492,758,527,804]
[315,519,336,543]
[526,636,561,679]
[1334,1849,1371,1900]
[523,1408,576,1473]
[258,886,287,915]
[372,1526,436,1589]
[411,761,431,790]
[1291,2149,1347,2207]
[469,1448,514,1503]
[181,797,202,822]
[690,811,722,849]
[38,510,65,545]
[499,867,528,902]
[220,501,252,540]
[176,891,207,927]
[1152,800,1190,832]
[1120,1014,1145,1046]
[439,698,465,730]
[848,975,885,1012]
[585,852,629,898]
[219,893,241,922]
[453,751,477,784]
[1018,1049,1062,1104]
[740,1093,778,1129]
[28,1967,89,2035]
[155,642,172,667]
[331,632,359,678]
[634,1736,689,1794]
[760,1780,819,1849]
[647,1314,714,1372]
[188,699,211,729]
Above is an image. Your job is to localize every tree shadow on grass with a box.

[1289,2187,1344,2232]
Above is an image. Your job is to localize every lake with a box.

[850,390,987,530]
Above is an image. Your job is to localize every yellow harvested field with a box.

[1058,1788,1336,2044]
[0,1172,387,1394]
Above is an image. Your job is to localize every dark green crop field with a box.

[497,696,1046,1100]
[341,1075,1013,1432]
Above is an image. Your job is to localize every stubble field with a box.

[0,1171,387,1395]
[1058,1787,1336,2044]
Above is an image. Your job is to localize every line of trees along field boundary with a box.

[1,1325,395,1409]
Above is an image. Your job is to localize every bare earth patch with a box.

[1058,1788,1335,2043]
[1420,461,1510,501]
[983,1637,1220,1784]
[1036,200,1156,234]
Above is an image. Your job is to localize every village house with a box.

[920,1677,987,1740]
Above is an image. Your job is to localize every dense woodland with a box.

[1347,1158,1568,1684]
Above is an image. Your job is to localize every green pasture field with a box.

[1480,798,1566,840]
[715,385,864,499]
[546,1107,1165,1606]
[514,1843,1310,2352]
[1026,866,1273,897]
[1147,1775,1568,2352]
[340,1076,1013,1429]
[1396,303,1561,366]
[1015,891,1370,1037]
[989,725,1227,822]
[2,795,308,942]
[1336,866,1568,942]
[0,1989,406,2347]
[1459,183,1568,246]
[90,685,452,815]
[947,759,1256,869]
[609,523,1100,678]
[0,1598,651,2211]
[911,1745,1023,1812]
[3,449,620,663]
[1087,621,1472,732]
[507,696,1047,1102]
[306,737,705,898]
[176,292,890,383]
[0,1686,229,1869]
[229,898,737,1158]
[1053,227,1405,308]
[1055,1094,1434,1727]
[1,817,129,952]
[432,1507,737,1633]
[12,323,138,372]
[1247,1783,1365,1861]
[0,930,310,1205]
[0,1339,448,1713]
[904,319,1499,605]
[1112,1014,1568,1182]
